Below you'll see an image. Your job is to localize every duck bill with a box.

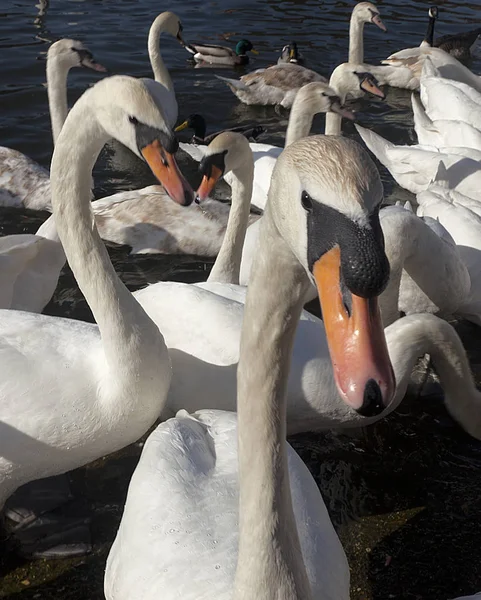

[175,120,189,133]
[360,77,385,99]
[251,49,259,55]
[372,14,387,32]
[196,165,223,201]
[313,246,395,416]
[141,139,194,206]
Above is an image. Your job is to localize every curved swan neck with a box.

[234,209,312,600]
[325,112,342,135]
[47,54,70,145]
[349,11,365,63]
[285,99,316,146]
[148,14,175,92]
[50,92,161,361]
[208,160,254,284]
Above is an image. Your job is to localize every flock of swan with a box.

[1,2,481,599]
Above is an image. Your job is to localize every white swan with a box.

[0,75,194,509]
[0,38,105,211]
[417,173,481,326]
[355,123,481,195]
[104,134,399,600]
[347,1,387,64]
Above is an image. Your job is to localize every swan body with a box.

[412,94,481,150]
[355,124,481,195]
[417,181,481,326]
[91,186,258,256]
[105,410,349,600]
[183,38,257,66]
[105,134,401,600]
[217,63,328,108]
[0,215,65,312]
[0,39,105,211]
[0,75,193,508]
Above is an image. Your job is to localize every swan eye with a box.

[129,116,139,126]
[301,191,313,212]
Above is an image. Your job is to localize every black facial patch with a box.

[306,200,390,299]
[135,123,178,155]
[199,150,228,178]
[368,8,379,19]
[72,48,94,63]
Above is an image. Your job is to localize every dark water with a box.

[1,0,481,598]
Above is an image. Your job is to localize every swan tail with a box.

[215,75,248,92]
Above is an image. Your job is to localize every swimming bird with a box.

[175,113,265,145]
[277,41,305,66]
[182,38,258,66]
[0,38,106,211]
[0,75,193,515]
[104,134,397,600]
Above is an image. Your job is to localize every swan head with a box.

[292,82,355,121]
[48,39,107,72]
[270,135,395,416]
[428,6,439,19]
[152,11,185,44]
[196,132,252,201]
[329,64,385,102]
[353,2,387,31]
[88,76,194,205]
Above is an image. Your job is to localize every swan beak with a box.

[82,59,108,73]
[141,140,194,206]
[372,14,387,31]
[251,49,259,55]
[360,77,385,99]
[331,101,355,121]
[196,165,223,201]
[313,246,395,417]
[175,121,189,133]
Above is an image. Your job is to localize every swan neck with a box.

[234,209,312,600]
[285,100,315,146]
[208,160,254,284]
[50,96,161,359]
[46,55,70,145]
[324,112,342,136]
[349,13,364,64]
[148,16,175,91]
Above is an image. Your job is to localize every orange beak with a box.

[141,139,194,206]
[314,246,395,415]
[196,165,224,202]
[360,77,386,99]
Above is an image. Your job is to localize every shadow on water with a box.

[1,0,481,597]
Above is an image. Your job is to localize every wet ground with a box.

[1,0,481,597]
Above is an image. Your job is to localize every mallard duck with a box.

[175,113,265,145]
[182,38,258,66]
[277,41,305,65]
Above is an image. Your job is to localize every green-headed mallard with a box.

[182,38,258,66]
[277,41,305,66]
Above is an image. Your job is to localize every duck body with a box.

[104,409,349,600]
[217,63,327,108]
[183,39,256,66]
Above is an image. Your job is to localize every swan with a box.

[355,123,481,195]
[174,113,265,145]
[0,38,105,211]
[104,134,399,600]
[348,1,386,64]
[216,62,328,108]
[0,75,194,511]
[182,38,258,66]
